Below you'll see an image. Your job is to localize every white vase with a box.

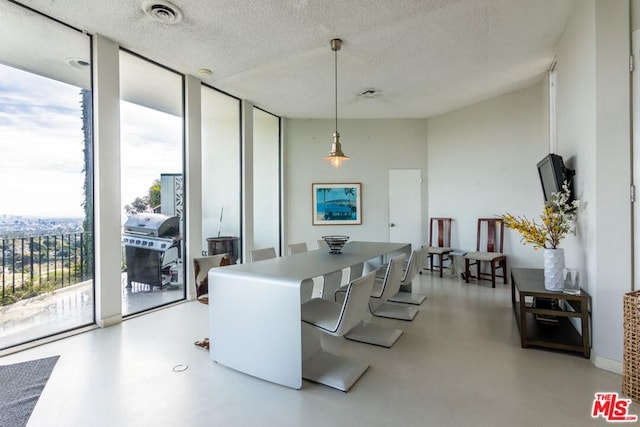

[543,248,565,291]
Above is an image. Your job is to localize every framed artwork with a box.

[312,183,362,225]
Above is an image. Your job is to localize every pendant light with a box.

[323,38,349,169]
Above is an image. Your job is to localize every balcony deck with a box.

[0,274,184,350]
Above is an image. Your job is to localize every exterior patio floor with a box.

[0,275,184,351]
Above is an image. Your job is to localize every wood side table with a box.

[511,267,591,358]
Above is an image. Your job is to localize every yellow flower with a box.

[501,182,579,249]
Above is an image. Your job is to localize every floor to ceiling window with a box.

[201,85,242,263]
[0,1,94,349]
[253,108,281,251]
[119,51,185,316]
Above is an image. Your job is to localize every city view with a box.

[0,213,90,305]
[0,214,83,238]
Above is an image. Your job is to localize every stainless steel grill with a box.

[122,213,181,289]
[123,213,179,237]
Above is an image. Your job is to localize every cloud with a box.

[0,63,183,219]
[0,64,86,217]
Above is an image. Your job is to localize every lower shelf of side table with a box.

[514,304,588,356]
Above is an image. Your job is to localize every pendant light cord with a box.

[334,46,338,134]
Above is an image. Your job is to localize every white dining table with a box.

[208,241,411,389]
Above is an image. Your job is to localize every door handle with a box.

[389,223,396,227]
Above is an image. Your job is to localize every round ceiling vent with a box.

[142,0,183,24]
[66,57,91,70]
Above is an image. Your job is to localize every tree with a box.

[344,188,356,213]
[81,88,93,280]
[344,187,355,201]
[318,188,330,203]
[148,179,161,210]
[124,180,162,215]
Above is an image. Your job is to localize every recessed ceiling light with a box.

[66,58,91,70]
[142,0,183,24]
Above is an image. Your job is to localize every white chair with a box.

[340,253,417,318]
[313,240,345,299]
[288,242,308,254]
[250,247,277,261]
[347,262,364,282]
[301,271,376,392]
[317,239,360,289]
[288,242,319,301]
[336,254,408,347]
[387,246,429,305]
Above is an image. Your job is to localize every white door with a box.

[388,169,422,250]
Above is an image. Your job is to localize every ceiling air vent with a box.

[357,88,381,99]
[142,0,183,24]
[66,58,90,70]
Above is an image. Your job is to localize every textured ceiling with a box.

[12,0,577,119]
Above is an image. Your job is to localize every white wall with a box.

[555,0,631,368]
[555,0,596,279]
[185,75,203,299]
[93,34,123,327]
[284,119,428,248]
[426,82,548,268]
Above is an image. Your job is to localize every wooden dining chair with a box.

[426,217,453,277]
[464,218,507,288]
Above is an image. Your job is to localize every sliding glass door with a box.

[0,1,94,349]
[253,108,281,251]
[119,51,185,316]
[201,86,241,262]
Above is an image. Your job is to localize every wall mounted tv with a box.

[537,153,575,202]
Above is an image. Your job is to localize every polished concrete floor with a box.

[0,272,636,427]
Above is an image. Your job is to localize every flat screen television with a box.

[537,153,575,202]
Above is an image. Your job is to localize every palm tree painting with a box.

[312,183,362,225]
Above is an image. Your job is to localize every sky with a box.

[120,101,183,212]
[0,63,86,217]
[0,63,182,220]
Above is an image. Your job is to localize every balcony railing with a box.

[1,233,92,304]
